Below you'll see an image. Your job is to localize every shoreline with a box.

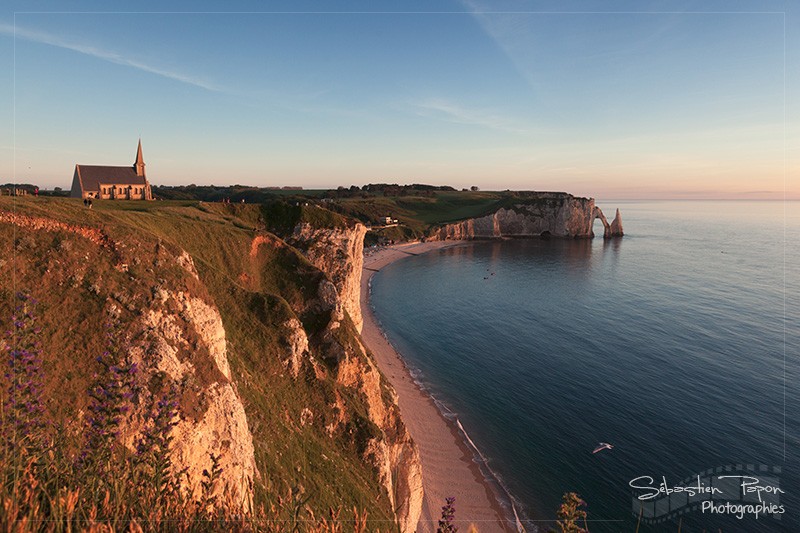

[360,240,519,533]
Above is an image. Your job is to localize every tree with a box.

[470,186,479,191]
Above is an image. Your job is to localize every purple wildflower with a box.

[437,497,458,533]
[2,292,46,453]
[78,325,138,472]
[135,382,180,495]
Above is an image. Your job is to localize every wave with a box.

[454,418,528,533]
[369,259,531,532]
[398,363,530,531]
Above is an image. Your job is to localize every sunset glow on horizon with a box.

[1,0,797,199]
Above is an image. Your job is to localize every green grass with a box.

[388,191,506,224]
[329,190,571,240]
[258,202,350,236]
[0,196,397,527]
[152,185,330,203]
[332,191,504,223]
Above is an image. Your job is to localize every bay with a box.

[370,200,799,532]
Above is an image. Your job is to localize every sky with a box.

[0,0,798,199]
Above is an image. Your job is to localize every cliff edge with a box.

[0,199,421,529]
[280,215,423,531]
[431,192,623,240]
[288,219,367,333]
[0,210,256,510]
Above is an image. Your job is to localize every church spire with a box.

[134,138,146,177]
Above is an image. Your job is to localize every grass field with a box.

[325,189,575,241]
[105,187,579,243]
[0,196,397,527]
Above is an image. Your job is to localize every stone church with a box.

[70,140,153,200]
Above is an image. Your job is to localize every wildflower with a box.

[78,324,138,473]
[437,496,458,533]
[134,382,180,496]
[555,492,588,533]
[2,292,46,454]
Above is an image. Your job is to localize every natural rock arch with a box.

[592,207,624,238]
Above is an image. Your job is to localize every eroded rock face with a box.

[365,432,423,533]
[593,206,609,233]
[593,206,624,238]
[3,207,419,526]
[253,223,423,531]
[132,284,256,511]
[281,318,309,378]
[289,222,367,332]
[304,266,423,533]
[608,208,624,238]
[0,212,257,512]
[324,322,423,533]
[431,193,623,240]
[170,382,255,509]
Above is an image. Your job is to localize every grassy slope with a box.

[333,191,505,229]
[327,190,573,241]
[0,197,395,525]
[146,189,575,244]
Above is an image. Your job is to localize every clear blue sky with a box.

[0,0,797,199]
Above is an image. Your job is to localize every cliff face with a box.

[431,193,623,239]
[322,314,423,533]
[279,222,423,532]
[1,201,422,529]
[132,282,256,510]
[608,208,624,237]
[0,211,256,510]
[288,221,367,332]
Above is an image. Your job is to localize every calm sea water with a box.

[370,201,799,532]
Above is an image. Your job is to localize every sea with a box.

[369,200,799,533]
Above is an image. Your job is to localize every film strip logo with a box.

[630,465,784,524]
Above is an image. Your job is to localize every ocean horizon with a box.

[369,200,799,532]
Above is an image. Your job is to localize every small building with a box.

[70,140,153,200]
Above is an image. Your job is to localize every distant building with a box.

[70,140,153,200]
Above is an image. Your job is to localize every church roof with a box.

[75,164,148,192]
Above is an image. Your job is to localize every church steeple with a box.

[134,139,146,177]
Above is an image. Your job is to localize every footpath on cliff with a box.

[360,241,510,533]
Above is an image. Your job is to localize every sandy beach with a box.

[360,241,510,533]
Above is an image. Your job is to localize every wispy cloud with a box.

[0,22,224,93]
[459,1,541,90]
[412,98,528,134]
